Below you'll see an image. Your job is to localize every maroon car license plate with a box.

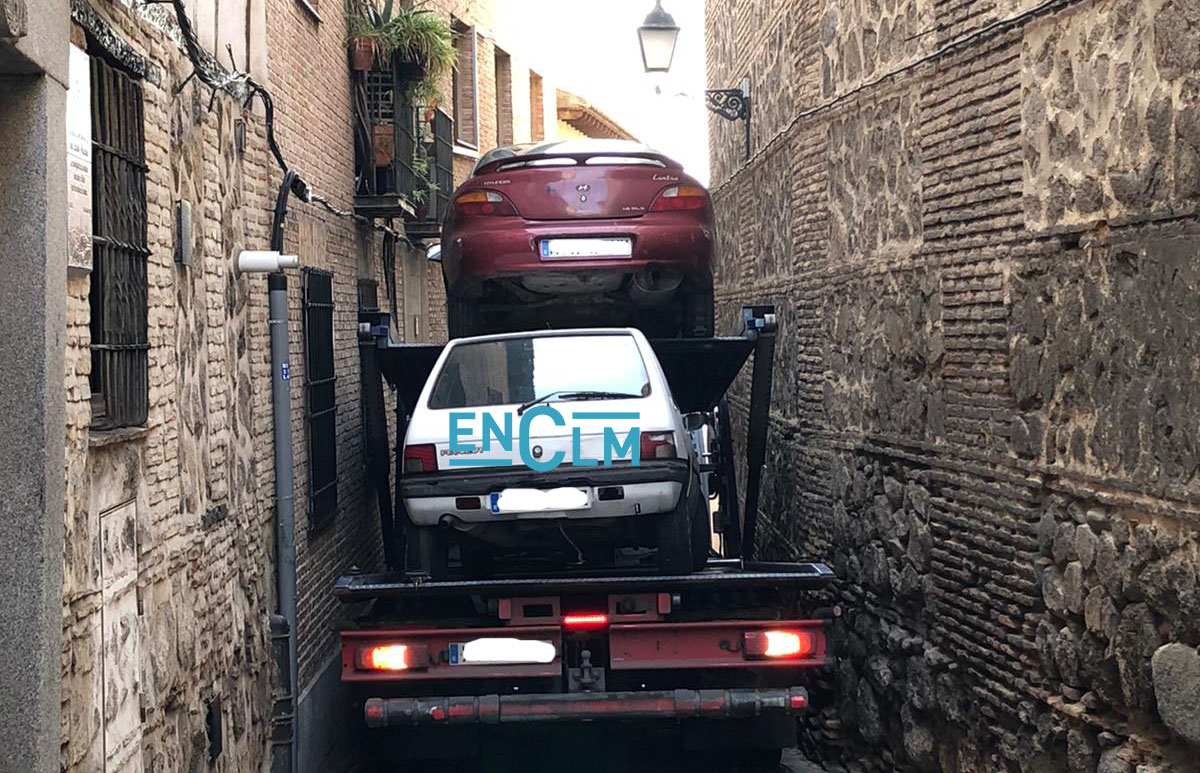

[539,237,633,259]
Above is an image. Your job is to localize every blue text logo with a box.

[445,407,640,470]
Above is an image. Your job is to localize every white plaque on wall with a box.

[67,44,93,275]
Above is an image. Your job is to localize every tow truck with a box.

[344,305,837,767]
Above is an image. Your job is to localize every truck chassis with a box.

[345,306,837,765]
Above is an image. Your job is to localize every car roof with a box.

[445,328,645,346]
[473,140,680,175]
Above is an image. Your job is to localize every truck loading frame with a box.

[343,305,837,766]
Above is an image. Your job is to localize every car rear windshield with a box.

[429,334,651,410]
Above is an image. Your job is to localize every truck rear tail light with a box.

[649,185,707,212]
[563,613,608,629]
[640,431,676,460]
[403,444,436,473]
[358,643,430,671]
[455,190,518,216]
[743,630,816,660]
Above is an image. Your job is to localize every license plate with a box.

[539,237,633,259]
[489,487,591,514]
[449,638,557,665]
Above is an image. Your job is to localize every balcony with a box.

[352,59,453,241]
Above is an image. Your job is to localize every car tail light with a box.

[640,431,677,460]
[357,643,430,671]
[403,444,436,473]
[649,185,707,212]
[563,613,608,629]
[743,630,817,660]
[456,496,481,510]
[454,190,519,216]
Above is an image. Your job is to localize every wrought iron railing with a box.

[303,268,338,532]
[352,58,453,238]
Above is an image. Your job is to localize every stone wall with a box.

[58,0,599,768]
[707,0,1200,770]
[60,1,409,769]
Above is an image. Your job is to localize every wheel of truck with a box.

[688,475,711,569]
[682,287,714,337]
[447,295,479,339]
[657,482,696,574]
[412,525,449,580]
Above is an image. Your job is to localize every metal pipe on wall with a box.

[268,171,299,773]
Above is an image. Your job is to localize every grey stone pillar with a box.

[0,0,69,770]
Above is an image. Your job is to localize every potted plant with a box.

[384,4,455,97]
[345,0,390,71]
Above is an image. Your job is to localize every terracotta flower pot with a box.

[350,39,376,71]
[372,123,394,166]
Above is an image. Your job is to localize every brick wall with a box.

[707,0,1200,770]
[59,0,616,768]
[60,0,406,768]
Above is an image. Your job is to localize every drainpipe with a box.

[268,267,298,773]
[240,170,304,773]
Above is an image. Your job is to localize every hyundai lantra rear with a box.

[439,140,715,339]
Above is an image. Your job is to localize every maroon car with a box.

[437,140,714,339]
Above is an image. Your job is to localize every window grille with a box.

[428,107,453,221]
[303,268,338,532]
[90,53,149,429]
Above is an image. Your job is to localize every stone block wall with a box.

[707,0,1200,770]
[60,0,412,769]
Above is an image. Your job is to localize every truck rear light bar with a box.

[609,620,828,670]
[363,687,810,727]
[357,643,430,672]
[562,613,608,629]
[343,627,563,682]
[743,630,816,660]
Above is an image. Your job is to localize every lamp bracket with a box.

[704,88,750,122]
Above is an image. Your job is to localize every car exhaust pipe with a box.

[629,266,682,307]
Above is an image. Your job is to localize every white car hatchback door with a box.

[400,329,708,578]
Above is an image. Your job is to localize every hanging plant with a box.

[384,4,455,98]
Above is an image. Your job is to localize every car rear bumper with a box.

[404,481,681,526]
[363,687,810,727]
[401,460,691,497]
[444,216,713,295]
[401,461,690,527]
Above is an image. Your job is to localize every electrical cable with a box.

[165,0,415,246]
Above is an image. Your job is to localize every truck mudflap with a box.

[363,687,809,727]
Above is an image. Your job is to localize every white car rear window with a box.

[429,334,650,410]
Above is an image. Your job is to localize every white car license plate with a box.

[490,487,591,514]
[539,237,632,259]
[448,638,557,665]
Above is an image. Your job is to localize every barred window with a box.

[303,268,338,532]
[90,53,149,429]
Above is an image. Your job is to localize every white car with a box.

[400,328,709,577]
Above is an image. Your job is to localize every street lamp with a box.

[637,1,680,73]
[637,1,751,160]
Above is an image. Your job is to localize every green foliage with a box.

[346,0,454,101]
